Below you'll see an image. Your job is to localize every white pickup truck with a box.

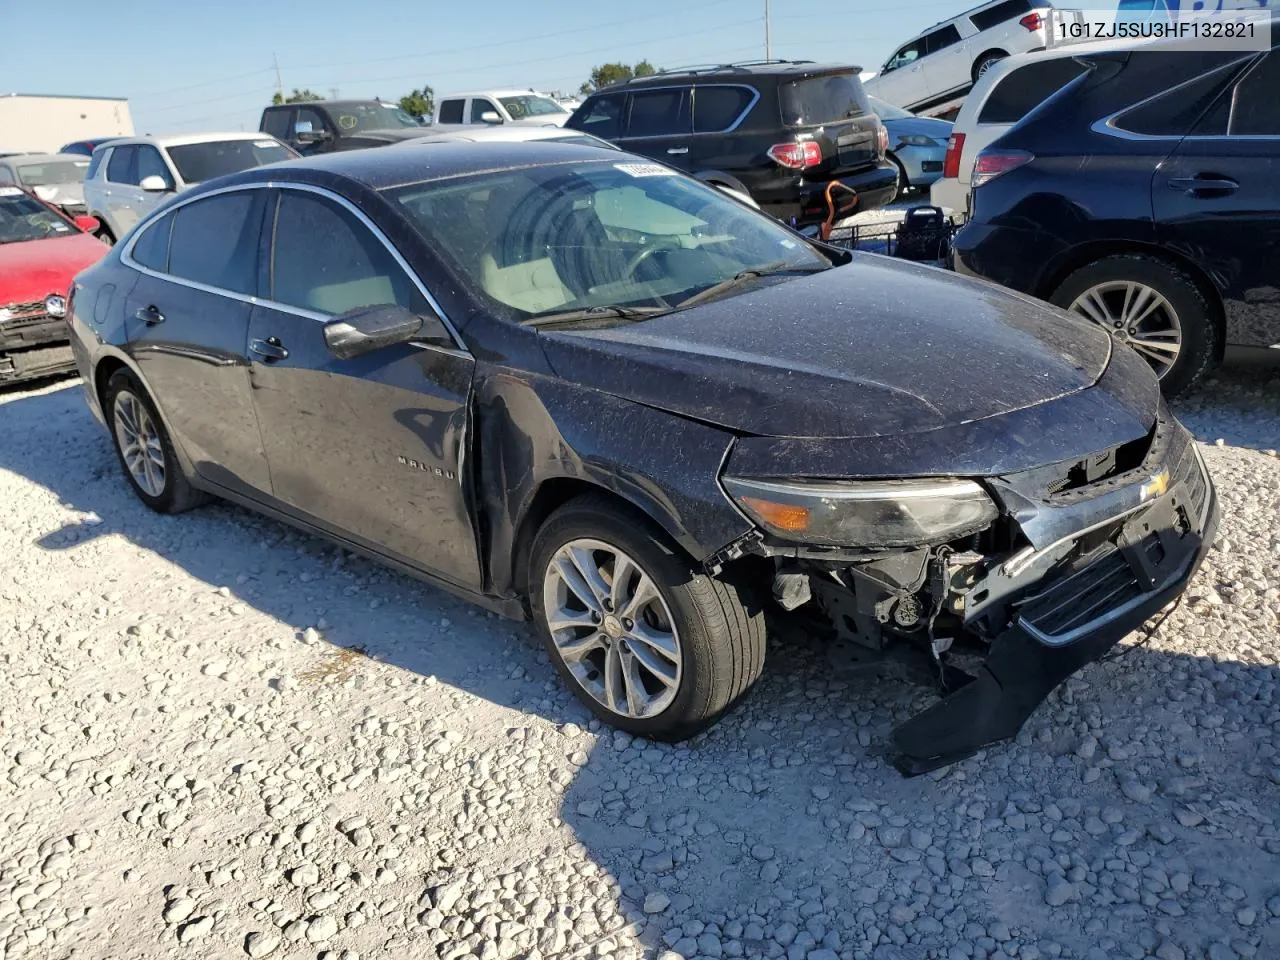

[433,90,571,129]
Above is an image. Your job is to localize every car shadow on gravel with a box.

[4,381,1280,960]
[1173,350,1280,453]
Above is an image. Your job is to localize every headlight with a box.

[45,294,67,318]
[898,134,940,147]
[722,477,998,547]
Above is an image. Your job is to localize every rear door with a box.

[921,23,970,100]
[690,84,759,177]
[618,87,693,170]
[246,186,482,588]
[123,189,273,497]
[1153,49,1280,349]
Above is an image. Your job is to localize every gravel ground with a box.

[2,359,1278,960]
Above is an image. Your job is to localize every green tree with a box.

[271,88,324,105]
[579,60,658,95]
[398,86,435,120]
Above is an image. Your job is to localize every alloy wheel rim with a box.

[1068,280,1182,378]
[113,391,166,497]
[542,538,682,719]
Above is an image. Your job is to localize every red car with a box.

[0,185,107,384]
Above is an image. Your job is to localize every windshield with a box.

[166,139,295,184]
[332,102,423,132]
[868,97,913,121]
[388,162,828,322]
[781,72,871,126]
[14,159,90,187]
[0,188,75,245]
[498,95,568,120]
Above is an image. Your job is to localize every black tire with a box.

[529,494,766,740]
[103,369,208,513]
[1049,253,1218,397]
[95,226,116,246]
[887,153,908,199]
[973,51,1007,81]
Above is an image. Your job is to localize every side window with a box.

[470,98,498,123]
[86,149,106,180]
[131,212,173,272]
[136,146,174,188]
[168,192,261,295]
[1228,51,1280,136]
[261,108,292,140]
[574,95,625,139]
[294,106,327,136]
[626,89,691,138]
[925,24,963,55]
[693,86,755,133]
[438,99,465,124]
[970,0,1031,32]
[271,191,425,316]
[0,163,12,183]
[1116,62,1243,137]
[885,39,926,72]
[106,146,138,185]
[977,58,1089,124]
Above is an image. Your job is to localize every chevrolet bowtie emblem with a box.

[1140,469,1170,502]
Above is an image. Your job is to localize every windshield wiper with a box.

[675,261,831,310]
[523,304,670,328]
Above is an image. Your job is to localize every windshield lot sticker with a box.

[0,187,21,197]
[253,140,278,148]
[614,163,677,178]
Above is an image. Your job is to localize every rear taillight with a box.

[1019,11,1043,30]
[971,150,1034,188]
[942,132,965,180]
[876,124,888,156]
[768,140,822,170]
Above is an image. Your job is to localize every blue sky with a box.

[5,0,970,133]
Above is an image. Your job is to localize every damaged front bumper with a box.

[0,308,76,383]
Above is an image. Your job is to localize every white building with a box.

[0,94,134,154]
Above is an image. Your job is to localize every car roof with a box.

[612,60,861,89]
[262,99,400,110]
[98,132,286,149]
[439,90,557,100]
[903,0,1048,42]
[228,140,627,191]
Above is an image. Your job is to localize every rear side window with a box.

[977,58,1088,124]
[970,0,1032,32]
[1228,51,1280,136]
[106,146,138,185]
[131,213,172,272]
[925,24,964,54]
[261,108,292,139]
[86,149,107,180]
[438,99,464,124]
[693,86,754,132]
[573,95,625,139]
[1115,62,1242,136]
[168,192,261,295]
[271,191,425,316]
[626,89,691,137]
[781,73,870,126]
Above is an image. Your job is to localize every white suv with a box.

[83,133,296,244]
[863,0,1056,116]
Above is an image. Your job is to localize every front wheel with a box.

[529,495,765,740]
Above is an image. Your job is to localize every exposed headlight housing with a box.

[45,294,67,318]
[722,477,999,548]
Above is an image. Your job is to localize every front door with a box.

[1152,49,1280,349]
[124,189,274,496]
[873,38,933,111]
[619,88,694,171]
[103,144,142,235]
[246,187,482,589]
[134,144,177,220]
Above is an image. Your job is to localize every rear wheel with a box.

[104,369,207,513]
[95,225,116,246]
[529,495,765,740]
[973,51,1007,81]
[1049,253,1218,396]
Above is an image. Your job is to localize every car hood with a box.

[884,115,954,143]
[0,232,107,307]
[539,256,1114,440]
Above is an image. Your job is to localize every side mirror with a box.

[73,214,100,233]
[296,130,332,144]
[479,111,503,125]
[139,175,169,192]
[323,304,450,359]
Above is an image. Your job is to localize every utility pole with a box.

[764,0,772,61]
[273,53,283,101]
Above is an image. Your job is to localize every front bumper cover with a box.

[892,475,1219,776]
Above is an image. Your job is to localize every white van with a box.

[863,0,1056,116]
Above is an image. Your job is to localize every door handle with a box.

[134,305,164,325]
[1168,176,1238,196]
[250,337,289,362]
[667,147,689,155]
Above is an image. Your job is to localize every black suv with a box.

[565,61,898,227]
[260,100,426,155]
[954,36,1280,396]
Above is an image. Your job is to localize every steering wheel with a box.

[622,244,665,280]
